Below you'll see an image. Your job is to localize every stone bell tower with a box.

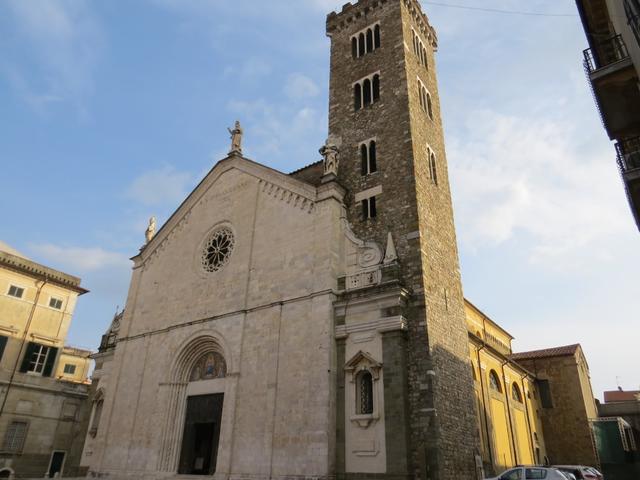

[327,1,481,479]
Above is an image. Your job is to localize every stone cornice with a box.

[335,315,407,339]
[0,251,88,295]
[134,154,322,267]
[326,0,437,48]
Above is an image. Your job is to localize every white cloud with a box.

[125,165,194,207]
[29,244,130,272]
[448,109,629,269]
[284,73,320,100]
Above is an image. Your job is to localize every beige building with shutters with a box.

[0,241,92,478]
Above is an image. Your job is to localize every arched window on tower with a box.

[360,144,368,176]
[427,92,433,119]
[489,370,502,393]
[366,29,374,53]
[369,140,377,173]
[374,24,381,49]
[360,140,377,175]
[356,370,374,415]
[429,151,438,186]
[512,383,523,403]
[358,33,366,57]
[363,78,372,107]
[352,37,358,59]
[354,83,362,111]
[372,74,380,101]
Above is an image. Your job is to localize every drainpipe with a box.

[0,278,48,416]
[501,360,518,466]
[520,373,537,463]
[476,344,494,468]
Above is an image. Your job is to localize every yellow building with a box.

[466,300,548,475]
[0,241,92,478]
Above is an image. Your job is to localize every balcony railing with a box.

[616,137,640,173]
[583,34,629,73]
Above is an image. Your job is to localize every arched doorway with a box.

[0,468,14,479]
[157,334,232,475]
[178,352,227,475]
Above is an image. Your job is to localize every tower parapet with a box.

[327,0,437,48]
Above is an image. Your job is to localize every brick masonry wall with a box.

[516,354,600,467]
[327,1,480,478]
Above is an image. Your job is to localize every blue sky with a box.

[1,0,638,399]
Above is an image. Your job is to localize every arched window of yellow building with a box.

[489,370,502,392]
[512,383,523,403]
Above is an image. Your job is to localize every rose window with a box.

[201,228,235,272]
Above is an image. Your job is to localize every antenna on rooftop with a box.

[616,376,622,391]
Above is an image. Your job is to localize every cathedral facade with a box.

[81,1,482,479]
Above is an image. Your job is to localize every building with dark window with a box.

[0,241,92,478]
[576,0,640,230]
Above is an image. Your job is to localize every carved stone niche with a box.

[345,351,382,428]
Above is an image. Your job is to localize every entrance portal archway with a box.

[157,333,232,474]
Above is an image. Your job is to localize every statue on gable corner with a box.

[320,139,339,176]
[145,216,156,244]
[228,120,243,154]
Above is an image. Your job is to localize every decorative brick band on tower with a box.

[326,1,481,478]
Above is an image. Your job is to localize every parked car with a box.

[553,465,604,480]
[485,466,573,480]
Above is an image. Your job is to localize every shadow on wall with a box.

[416,344,484,480]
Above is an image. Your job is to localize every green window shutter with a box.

[0,335,7,363]
[19,342,36,373]
[0,335,8,362]
[42,347,59,377]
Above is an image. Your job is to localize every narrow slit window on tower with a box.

[372,74,380,101]
[354,83,362,111]
[374,24,381,49]
[369,140,377,173]
[360,144,368,175]
[363,78,372,106]
[418,79,433,119]
[366,29,374,53]
[428,149,438,186]
[362,196,377,220]
[358,33,366,57]
[360,140,377,175]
